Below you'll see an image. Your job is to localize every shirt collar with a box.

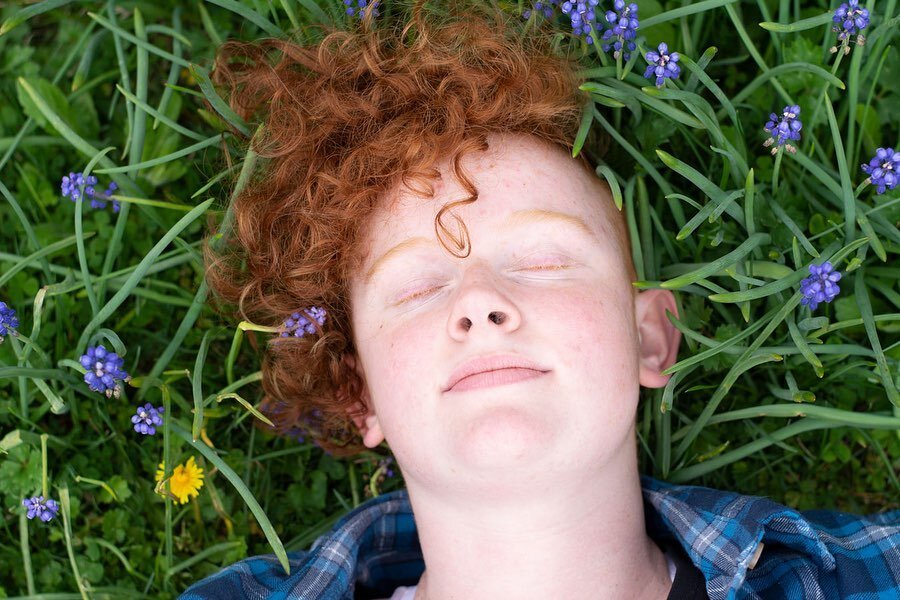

[640,475,835,597]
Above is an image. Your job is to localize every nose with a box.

[447,265,521,340]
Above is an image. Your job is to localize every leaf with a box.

[0,445,42,500]
[16,77,71,137]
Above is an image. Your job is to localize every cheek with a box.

[553,290,638,384]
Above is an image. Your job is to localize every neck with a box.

[407,446,672,600]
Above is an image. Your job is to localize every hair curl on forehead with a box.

[203,0,632,456]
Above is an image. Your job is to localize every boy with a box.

[183,3,900,599]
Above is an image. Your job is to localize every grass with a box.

[0,0,897,596]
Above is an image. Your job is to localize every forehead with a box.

[360,133,613,254]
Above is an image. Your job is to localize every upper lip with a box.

[443,354,550,392]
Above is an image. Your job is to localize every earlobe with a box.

[634,289,682,389]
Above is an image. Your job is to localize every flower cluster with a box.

[22,495,60,522]
[643,42,680,88]
[79,345,130,398]
[524,0,558,20]
[61,172,119,212]
[0,301,19,344]
[831,0,869,53]
[281,306,327,338]
[861,147,899,195]
[132,403,165,435]
[343,0,379,19]
[561,1,601,44]
[156,456,204,504]
[601,0,639,60]
[763,105,802,154]
[800,262,842,311]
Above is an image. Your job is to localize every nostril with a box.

[461,317,472,331]
[489,311,506,325]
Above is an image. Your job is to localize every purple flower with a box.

[22,495,60,522]
[561,1,601,44]
[378,457,395,479]
[800,261,841,311]
[0,301,19,343]
[343,0,379,18]
[61,172,120,212]
[79,345,130,398]
[280,306,327,338]
[861,147,900,195]
[601,0,639,60]
[132,403,165,435]
[643,42,681,88]
[832,1,869,43]
[763,105,802,154]
[524,1,558,20]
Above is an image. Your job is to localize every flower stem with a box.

[40,433,49,499]
[772,148,784,195]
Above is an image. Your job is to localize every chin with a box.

[451,405,555,470]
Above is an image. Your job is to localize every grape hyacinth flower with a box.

[281,306,327,338]
[643,43,681,88]
[601,0,639,61]
[132,403,165,435]
[524,0,558,20]
[763,105,802,155]
[22,495,60,522]
[561,1,601,44]
[861,147,900,195]
[343,0,379,18]
[800,262,842,311]
[61,172,120,212]
[0,301,19,344]
[79,345,130,398]
[831,0,869,54]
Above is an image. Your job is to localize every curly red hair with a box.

[205,2,633,455]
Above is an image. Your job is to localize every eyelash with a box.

[395,260,572,304]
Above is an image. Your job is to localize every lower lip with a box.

[448,368,546,392]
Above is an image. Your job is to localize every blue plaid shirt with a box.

[179,476,900,599]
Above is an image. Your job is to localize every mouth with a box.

[446,367,547,393]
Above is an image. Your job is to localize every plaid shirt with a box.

[179,476,900,599]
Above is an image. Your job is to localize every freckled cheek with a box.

[552,292,635,376]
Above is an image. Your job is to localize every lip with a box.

[443,354,551,393]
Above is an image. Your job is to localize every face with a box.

[347,133,678,495]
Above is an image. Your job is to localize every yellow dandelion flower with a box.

[155,456,204,504]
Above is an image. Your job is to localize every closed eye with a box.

[395,284,445,305]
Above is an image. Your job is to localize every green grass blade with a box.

[191,330,214,441]
[660,233,769,289]
[0,233,93,288]
[855,268,900,406]
[0,0,74,36]
[170,423,291,575]
[75,199,214,353]
[205,0,284,36]
[641,0,740,28]
[190,64,251,137]
[759,11,831,32]
[823,94,856,242]
[96,134,223,173]
[571,98,594,158]
[86,12,191,68]
[117,84,206,142]
[595,165,623,211]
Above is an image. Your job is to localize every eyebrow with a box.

[363,209,599,284]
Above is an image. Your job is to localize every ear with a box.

[342,354,385,448]
[633,289,682,388]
